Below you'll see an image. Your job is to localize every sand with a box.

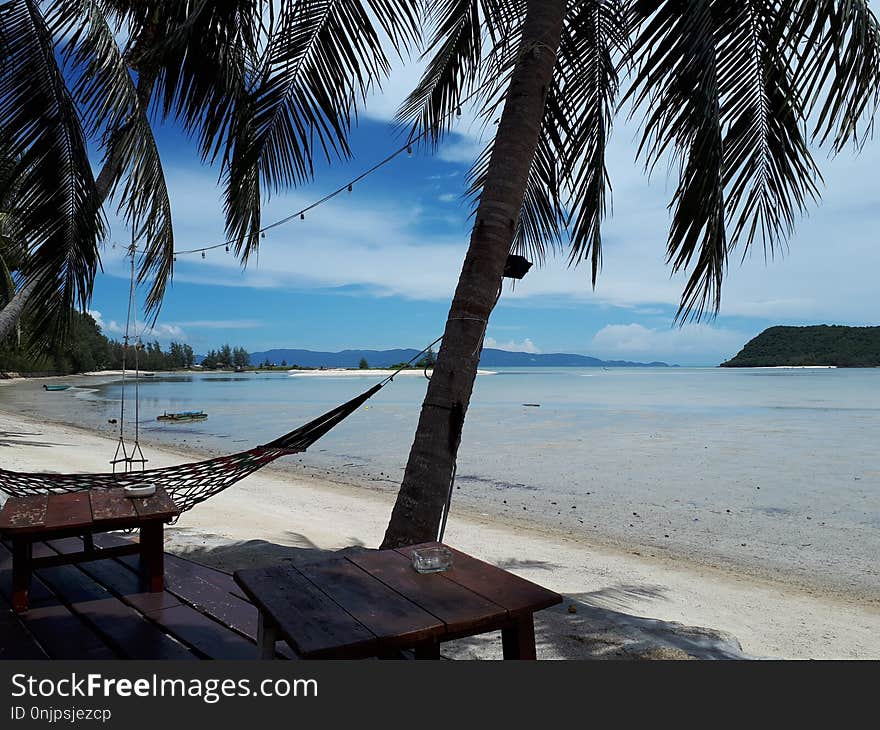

[0,404,877,659]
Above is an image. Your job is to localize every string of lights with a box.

[112,92,476,261]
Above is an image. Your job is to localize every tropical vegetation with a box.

[722,326,880,368]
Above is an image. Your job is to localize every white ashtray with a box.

[123,485,156,498]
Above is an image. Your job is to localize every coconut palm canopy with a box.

[0,0,420,335]
[400,0,880,319]
[0,1,877,332]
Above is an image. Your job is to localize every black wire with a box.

[122,80,494,259]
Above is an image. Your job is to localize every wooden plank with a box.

[349,550,507,635]
[44,492,92,531]
[90,489,136,524]
[93,534,295,658]
[20,603,117,659]
[298,557,443,648]
[396,543,562,615]
[235,564,377,659]
[66,597,197,660]
[0,605,47,659]
[131,488,179,521]
[142,604,257,660]
[0,494,48,532]
[115,547,265,641]
[35,560,113,605]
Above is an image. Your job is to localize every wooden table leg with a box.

[502,614,537,660]
[413,638,441,660]
[257,613,278,660]
[139,522,164,592]
[11,538,32,614]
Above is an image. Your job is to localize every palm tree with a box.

[0,0,419,340]
[380,1,880,547]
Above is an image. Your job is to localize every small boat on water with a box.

[157,410,208,423]
[43,384,71,391]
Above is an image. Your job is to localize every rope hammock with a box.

[0,383,384,514]
[0,239,442,514]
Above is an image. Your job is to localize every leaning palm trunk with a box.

[0,276,37,343]
[381,0,568,548]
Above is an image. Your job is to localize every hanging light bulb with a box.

[201,251,206,259]
[406,145,413,157]
[456,106,462,117]
[347,184,353,193]
[225,244,230,252]
[300,212,305,220]
[173,255,177,263]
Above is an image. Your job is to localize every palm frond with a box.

[626,0,727,320]
[716,1,820,258]
[790,0,880,151]
[0,0,103,337]
[397,0,483,144]
[397,1,527,145]
[220,0,420,261]
[557,0,628,284]
[48,0,175,313]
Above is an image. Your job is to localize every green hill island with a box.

[721,325,880,368]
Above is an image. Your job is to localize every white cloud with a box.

[87,309,105,330]
[90,310,186,341]
[95,93,880,332]
[484,337,541,354]
[589,323,752,365]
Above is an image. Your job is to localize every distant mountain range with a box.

[233,348,671,368]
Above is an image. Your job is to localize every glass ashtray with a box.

[411,546,453,574]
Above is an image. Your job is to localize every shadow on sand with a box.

[0,429,63,449]
[163,533,748,661]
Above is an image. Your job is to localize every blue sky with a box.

[87,62,880,367]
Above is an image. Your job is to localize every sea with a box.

[2,366,878,601]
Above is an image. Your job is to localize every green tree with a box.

[233,346,250,368]
[359,357,369,369]
[380,2,880,547]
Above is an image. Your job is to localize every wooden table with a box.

[234,542,562,660]
[0,488,179,613]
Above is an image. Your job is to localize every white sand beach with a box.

[0,403,876,660]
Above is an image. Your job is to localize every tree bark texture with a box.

[0,275,37,343]
[381,0,568,548]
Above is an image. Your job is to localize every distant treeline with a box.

[0,310,250,375]
[722,325,880,367]
[0,311,112,374]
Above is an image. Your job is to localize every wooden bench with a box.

[0,488,179,613]
[234,542,562,660]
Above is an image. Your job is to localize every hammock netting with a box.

[0,383,383,514]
